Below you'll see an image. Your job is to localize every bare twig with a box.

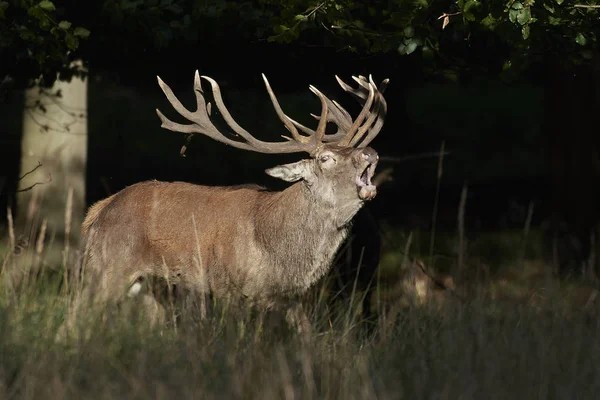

[19,161,43,180]
[380,150,451,164]
[16,174,52,193]
[574,4,600,8]
[438,11,463,30]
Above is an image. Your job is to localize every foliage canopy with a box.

[1,0,598,90]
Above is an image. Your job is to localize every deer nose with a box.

[361,147,379,164]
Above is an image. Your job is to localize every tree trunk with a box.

[17,61,88,271]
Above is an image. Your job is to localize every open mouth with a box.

[356,163,377,200]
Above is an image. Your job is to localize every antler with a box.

[156,71,328,155]
[336,75,389,148]
[156,71,388,155]
[286,75,388,148]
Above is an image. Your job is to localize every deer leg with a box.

[285,302,312,335]
[123,275,167,327]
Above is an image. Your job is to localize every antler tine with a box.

[156,74,256,151]
[357,77,389,148]
[337,74,388,99]
[261,74,311,144]
[352,75,371,90]
[335,75,376,125]
[157,72,317,154]
[157,72,387,154]
[378,78,390,94]
[331,74,389,147]
[308,85,329,143]
[157,75,199,122]
[288,93,353,141]
[201,75,262,145]
[349,90,381,146]
[339,82,375,146]
[335,75,366,103]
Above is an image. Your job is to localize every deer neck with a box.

[263,182,361,230]
[256,182,362,294]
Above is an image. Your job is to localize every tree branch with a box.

[380,151,451,164]
[19,161,43,180]
[16,174,52,193]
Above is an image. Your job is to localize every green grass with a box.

[1,228,600,399]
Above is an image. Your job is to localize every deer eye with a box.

[319,155,333,163]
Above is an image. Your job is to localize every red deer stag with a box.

[79,71,388,326]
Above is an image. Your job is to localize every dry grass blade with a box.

[6,207,15,252]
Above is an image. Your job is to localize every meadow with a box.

[1,214,599,400]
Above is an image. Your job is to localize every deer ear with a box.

[265,160,311,182]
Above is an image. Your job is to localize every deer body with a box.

[83,179,361,306]
[80,71,388,321]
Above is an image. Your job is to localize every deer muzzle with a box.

[356,148,378,201]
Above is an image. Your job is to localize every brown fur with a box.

[81,194,117,237]
[80,146,379,318]
[80,73,388,326]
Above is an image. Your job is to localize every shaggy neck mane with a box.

[255,182,359,295]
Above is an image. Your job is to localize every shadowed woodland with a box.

[1,0,600,398]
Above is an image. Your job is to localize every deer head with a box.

[156,72,388,208]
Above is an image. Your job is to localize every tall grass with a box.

[2,184,600,399]
[1,232,600,400]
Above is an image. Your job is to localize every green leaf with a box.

[65,32,79,50]
[39,18,51,30]
[273,25,289,34]
[516,8,531,25]
[28,6,45,20]
[38,0,55,11]
[463,0,480,13]
[18,25,35,41]
[509,9,517,23]
[521,25,530,39]
[58,21,71,30]
[73,27,90,38]
[481,14,498,29]
[463,11,476,21]
[555,0,563,4]
[575,33,587,46]
[405,39,418,55]
[548,16,561,25]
